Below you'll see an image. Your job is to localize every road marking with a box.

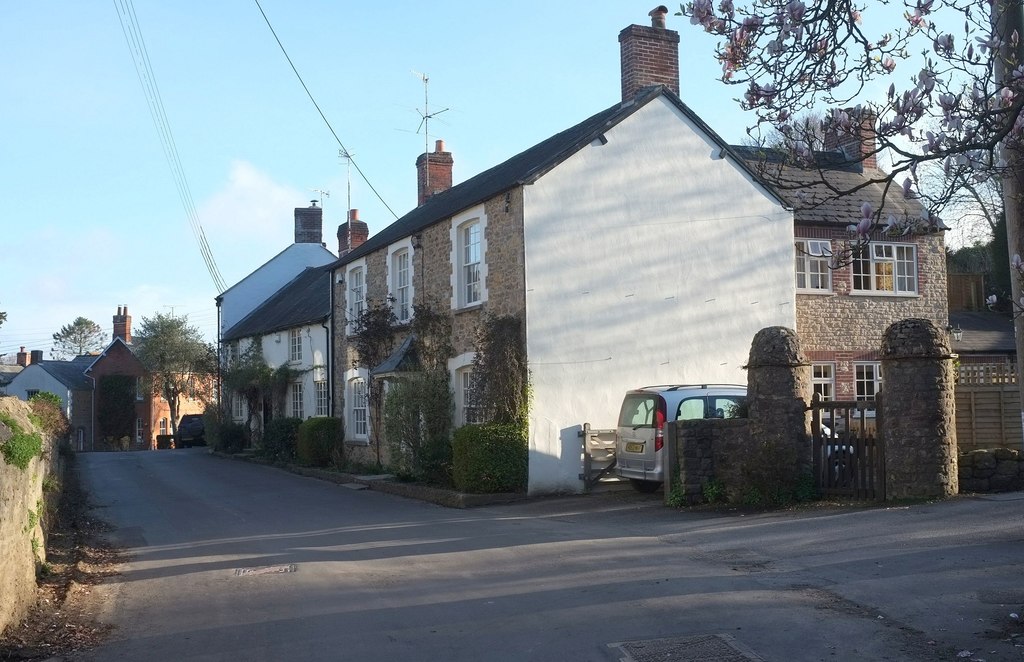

[234,564,297,577]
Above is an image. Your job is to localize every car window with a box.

[709,396,743,419]
[677,397,706,421]
[618,395,655,427]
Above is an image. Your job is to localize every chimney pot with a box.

[435,139,445,152]
[649,5,668,28]
[349,209,359,222]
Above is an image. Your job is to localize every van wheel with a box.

[630,479,662,493]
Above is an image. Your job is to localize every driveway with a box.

[74,449,1024,661]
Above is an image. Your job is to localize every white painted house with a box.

[221,267,332,429]
[328,10,795,494]
[216,202,336,338]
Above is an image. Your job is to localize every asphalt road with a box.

[74,449,1024,662]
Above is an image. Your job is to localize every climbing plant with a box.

[470,314,530,428]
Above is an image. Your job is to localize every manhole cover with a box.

[234,564,297,577]
[609,633,763,662]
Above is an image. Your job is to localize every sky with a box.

[0,1,938,359]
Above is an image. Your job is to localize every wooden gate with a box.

[811,396,885,500]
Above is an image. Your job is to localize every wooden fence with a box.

[956,362,1022,451]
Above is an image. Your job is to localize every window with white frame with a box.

[391,248,412,323]
[136,418,144,444]
[852,242,917,294]
[227,341,239,366]
[462,221,481,307]
[854,362,882,407]
[159,418,167,435]
[315,380,328,417]
[232,393,245,420]
[811,363,835,401]
[349,378,368,438]
[795,239,832,291]
[135,376,144,401]
[25,389,39,399]
[291,382,304,419]
[289,328,302,362]
[457,367,481,425]
[347,267,365,330]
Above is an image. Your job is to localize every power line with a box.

[253,0,399,220]
[113,0,228,293]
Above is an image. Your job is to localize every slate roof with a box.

[949,311,1016,355]
[0,364,23,387]
[730,145,941,231]
[329,85,783,270]
[370,334,419,378]
[33,356,93,390]
[222,267,331,341]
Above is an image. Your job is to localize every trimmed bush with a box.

[29,392,71,441]
[261,417,302,462]
[297,417,343,467]
[215,421,247,454]
[155,434,174,449]
[452,423,527,494]
[383,371,454,484]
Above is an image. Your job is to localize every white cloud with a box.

[197,160,307,285]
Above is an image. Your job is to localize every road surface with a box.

[75,449,1024,661]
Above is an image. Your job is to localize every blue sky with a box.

[0,1,918,357]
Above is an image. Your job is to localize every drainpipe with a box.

[321,316,331,417]
[86,374,96,452]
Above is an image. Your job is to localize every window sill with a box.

[847,291,919,298]
[453,302,485,315]
[344,438,370,447]
[796,289,835,296]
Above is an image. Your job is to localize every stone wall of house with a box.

[796,230,947,397]
[0,397,64,637]
[958,448,1024,493]
[796,232,947,351]
[333,187,527,470]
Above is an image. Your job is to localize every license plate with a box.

[625,442,645,453]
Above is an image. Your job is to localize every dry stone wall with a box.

[959,448,1023,493]
[0,397,62,636]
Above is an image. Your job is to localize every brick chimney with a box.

[619,6,680,102]
[294,200,324,244]
[337,209,369,256]
[16,347,28,366]
[824,109,878,169]
[113,305,132,344]
[416,139,454,206]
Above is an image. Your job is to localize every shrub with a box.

[451,423,527,493]
[216,421,247,454]
[261,417,302,462]
[383,371,454,484]
[155,434,175,449]
[297,417,343,467]
[0,413,44,470]
[29,393,71,441]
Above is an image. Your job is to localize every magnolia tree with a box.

[681,0,1024,394]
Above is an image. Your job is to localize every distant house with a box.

[221,266,332,437]
[85,306,207,450]
[6,353,93,450]
[0,363,23,395]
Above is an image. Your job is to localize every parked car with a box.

[176,414,205,448]
[615,384,746,492]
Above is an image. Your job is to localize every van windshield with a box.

[618,394,657,427]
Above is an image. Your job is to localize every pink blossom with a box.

[881,56,896,73]
[902,178,914,198]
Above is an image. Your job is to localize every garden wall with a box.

[0,397,63,636]
[958,448,1024,493]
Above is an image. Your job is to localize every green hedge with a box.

[296,417,344,467]
[214,421,247,454]
[451,423,527,494]
[261,418,302,462]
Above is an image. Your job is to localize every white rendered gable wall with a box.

[522,97,796,494]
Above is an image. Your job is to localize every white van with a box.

[615,384,746,492]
